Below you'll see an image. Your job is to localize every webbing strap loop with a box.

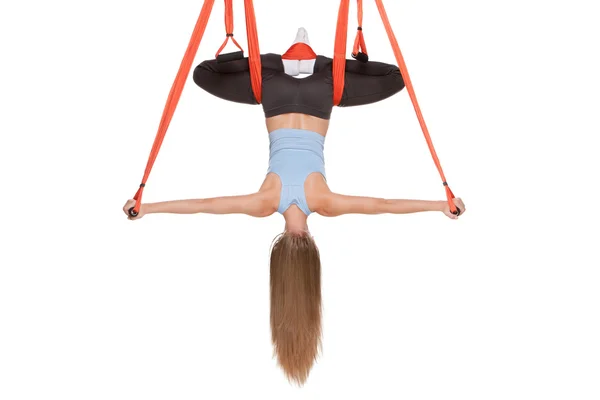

[215,0,244,58]
[352,0,368,59]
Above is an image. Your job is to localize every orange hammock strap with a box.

[244,0,262,103]
[215,0,244,57]
[282,43,317,60]
[131,0,263,215]
[374,0,457,213]
[130,0,216,215]
[332,0,350,106]
[352,0,368,57]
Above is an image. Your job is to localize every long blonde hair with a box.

[269,231,322,385]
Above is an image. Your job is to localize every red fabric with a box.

[332,0,350,106]
[282,43,317,60]
[244,0,262,103]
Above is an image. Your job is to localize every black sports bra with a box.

[193,53,405,120]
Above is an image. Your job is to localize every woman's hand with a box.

[442,197,466,219]
[122,199,145,220]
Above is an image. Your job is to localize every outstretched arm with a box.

[122,192,276,220]
[317,193,465,219]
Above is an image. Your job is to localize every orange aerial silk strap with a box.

[352,0,368,59]
[215,0,244,57]
[129,0,216,216]
[129,0,263,216]
[374,0,458,213]
[244,0,262,103]
[282,43,317,60]
[332,0,350,106]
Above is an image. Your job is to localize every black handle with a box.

[451,206,462,216]
[216,51,244,63]
[351,52,369,63]
[128,207,139,218]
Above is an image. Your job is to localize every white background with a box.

[1,0,599,399]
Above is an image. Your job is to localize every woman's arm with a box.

[317,193,465,219]
[338,59,405,107]
[193,58,258,105]
[122,192,277,220]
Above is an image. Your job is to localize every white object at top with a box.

[282,27,316,78]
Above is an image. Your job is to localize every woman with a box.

[123,28,465,385]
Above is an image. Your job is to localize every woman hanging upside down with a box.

[122,28,465,385]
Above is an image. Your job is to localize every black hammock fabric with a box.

[193,53,405,120]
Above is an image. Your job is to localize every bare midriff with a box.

[265,113,330,137]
